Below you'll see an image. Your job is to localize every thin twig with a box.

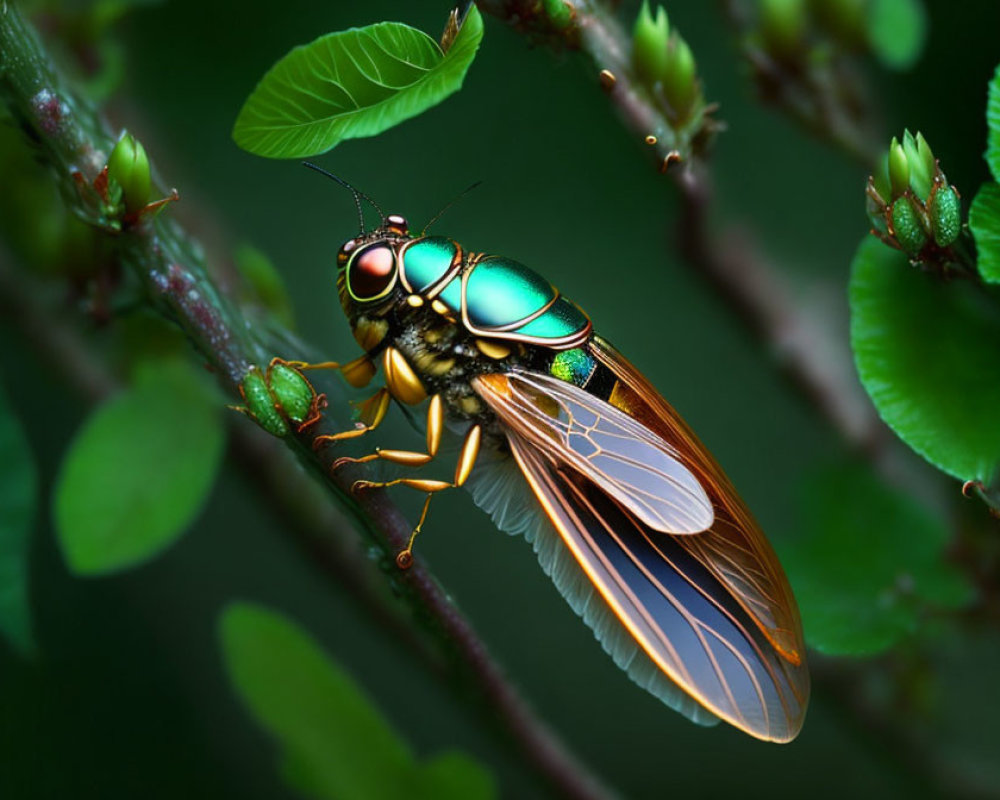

[0,8,612,799]
[479,0,886,458]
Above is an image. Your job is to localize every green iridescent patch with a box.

[550,348,595,386]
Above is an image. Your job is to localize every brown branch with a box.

[0,7,612,799]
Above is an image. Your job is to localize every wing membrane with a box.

[474,370,713,534]
[505,434,806,741]
[471,347,809,741]
[589,336,806,666]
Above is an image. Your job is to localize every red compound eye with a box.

[348,243,397,300]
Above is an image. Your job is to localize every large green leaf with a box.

[54,360,224,575]
[784,462,972,656]
[220,603,495,800]
[849,237,1000,482]
[0,384,37,656]
[970,181,1000,283]
[867,0,926,70]
[232,8,484,159]
[986,62,1000,181]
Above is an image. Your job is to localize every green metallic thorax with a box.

[397,235,592,350]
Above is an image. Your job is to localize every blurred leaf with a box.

[970,181,1000,283]
[849,237,1000,482]
[234,243,295,327]
[0,384,37,656]
[785,461,973,656]
[54,360,224,575]
[232,7,483,159]
[412,752,496,800]
[220,603,495,800]
[867,0,926,70]
[987,62,1000,181]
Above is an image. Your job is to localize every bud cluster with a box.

[754,0,867,62]
[631,1,701,122]
[866,131,962,260]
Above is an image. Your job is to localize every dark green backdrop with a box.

[2,1,999,797]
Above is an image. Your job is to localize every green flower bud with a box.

[541,0,573,30]
[663,33,698,117]
[633,1,670,86]
[759,0,807,56]
[902,130,934,201]
[239,368,289,437]
[268,362,315,425]
[106,131,151,216]
[887,137,910,199]
[929,185,961,247]
[890,196,928,256]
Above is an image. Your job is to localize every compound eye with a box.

[348,243,397,301]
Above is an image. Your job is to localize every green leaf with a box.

[785,461,973,656]
[54,360,224,575]
[986,62,1000,181]
[867,0,926,70]
[970,181,1000,283]
[220,603,495,800]
[850,237,1000,482]
[413,752,496,800]
[232,8,484,159]
[0,384,37,656]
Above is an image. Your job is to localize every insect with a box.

[256,163,809,742]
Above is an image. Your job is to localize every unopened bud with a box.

[902,130,934,201]
[663,34,698,116]
[541,0,573,31]
[633,1,670,86]
[929,185,961,247]
[106,131,151,216]
[887,137,910,199]
[890,196,928,256]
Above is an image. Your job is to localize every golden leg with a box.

[334,394,445,470]
[313,388,390,450]
[285,354,376,389]
[352,423,482,570]
[395,494,434,569]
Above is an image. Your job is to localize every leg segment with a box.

[334,394,444,470]
[285,353,376,389]
[352,420,483,569]
[313,388,390,449]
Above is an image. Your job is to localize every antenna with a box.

[421,181,483,235]
[302,162,385,233]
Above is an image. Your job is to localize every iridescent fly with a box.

[253,164,809,742]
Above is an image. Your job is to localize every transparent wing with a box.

[588,336,807,666]
[474,370,713,534]
[465,449,721,728]
[471,358,809,741]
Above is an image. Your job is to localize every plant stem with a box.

[479,0,885,456]
[0,7,612,799]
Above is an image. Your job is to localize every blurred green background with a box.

[2,1,1000,797]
